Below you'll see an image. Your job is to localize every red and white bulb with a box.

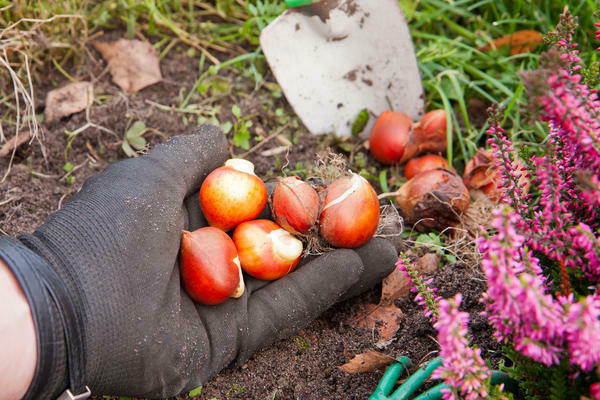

[319,173,380,248]
[180,227,245,305]
[271,176,320,235]
[199,158,268,231]
[233,219,303,280]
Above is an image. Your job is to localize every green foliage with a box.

[188,385,203,397]
[501,346,593,400]
[121,120,148,157]
[229,105,254,150]
[294,336,311,350]
[351,109,369,137]
[409,0,599,166]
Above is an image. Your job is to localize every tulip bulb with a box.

[463,148,529,202]
[271,176,320,235]
[395,168,469,232]
[200,158,268,231]
[409,109,448,160]
[180,227,245,305]
[319,173,380,248]
[404,154,449,180]
[368,110,413,164]
[368,109,449,165]
[233,219,303,280]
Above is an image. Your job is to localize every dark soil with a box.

[0,37,498,400]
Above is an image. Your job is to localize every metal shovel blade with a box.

[260,0,424,137]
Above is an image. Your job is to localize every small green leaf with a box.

[379,170,389,193]
[63,162,74,173]
[221,121,233,134]
[444,253,457,264]
[231,104,241,119]
[233,130,251,150]
[125,121,146,139]
[351,109,369,136]
[121,141,137,157]
[415,232,442,247]
[128,135,147,150]
[188,385,203,397]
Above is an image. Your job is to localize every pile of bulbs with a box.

[181,159,380,305]
[181,109,528,306]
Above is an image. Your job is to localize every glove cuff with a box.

[0,236,87,400]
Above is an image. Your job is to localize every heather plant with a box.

[400,10,600,400]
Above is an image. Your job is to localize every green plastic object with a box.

[284,0,321,7]
[369,357,520,400]
[369,358,442,400]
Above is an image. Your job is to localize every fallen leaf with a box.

[93,39,162,92]
[380,253,440,304]
[479,30,544,55]
[352,303,403,347]
[0,131,33,157]
[44,81,94,123]
[339,351,397,374]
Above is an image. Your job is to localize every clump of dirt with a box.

[1,36,500,400]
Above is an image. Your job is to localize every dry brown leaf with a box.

[352,303,403,346]
[93,39,162,92]
[380,253,440,304]
[339,351,396,374]
[479,30,544,55]
[44,81,94,123]
[0,131,33,157]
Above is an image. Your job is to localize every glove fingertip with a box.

[341,238,399,300]
[146,124,229,195]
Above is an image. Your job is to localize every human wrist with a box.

[0,257,37,400]
[0,237,70,400]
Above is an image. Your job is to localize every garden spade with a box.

[260,0,424,137]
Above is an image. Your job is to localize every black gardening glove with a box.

[0,125,398,399]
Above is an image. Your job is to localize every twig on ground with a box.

[238,122,290,158]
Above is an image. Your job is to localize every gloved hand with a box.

[0,124,398,399]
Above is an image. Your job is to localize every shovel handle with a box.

[285,0,322,7]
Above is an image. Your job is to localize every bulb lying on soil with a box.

[395,168,470,232]
[404,154,449,180]
[463,148,529,202]
[368,110,413,164]
[368,109,449,165]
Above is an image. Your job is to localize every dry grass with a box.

[1,3,88,179]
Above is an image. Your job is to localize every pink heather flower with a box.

[433,294,490,400]
[478,208,565,366]
[563,294,600,371]
[568,223,600,280]
[485,119,530,217]
[396,254,441,322]
[590,382,600,400]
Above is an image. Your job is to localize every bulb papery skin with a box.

[233,219,303,280]
[180,228,243,305]
[396,168,469,232]
[200,159,268,231]
[319,173,380,248]
[401,109,448,163]
[368,110,412,164]
[272,176,320,234]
